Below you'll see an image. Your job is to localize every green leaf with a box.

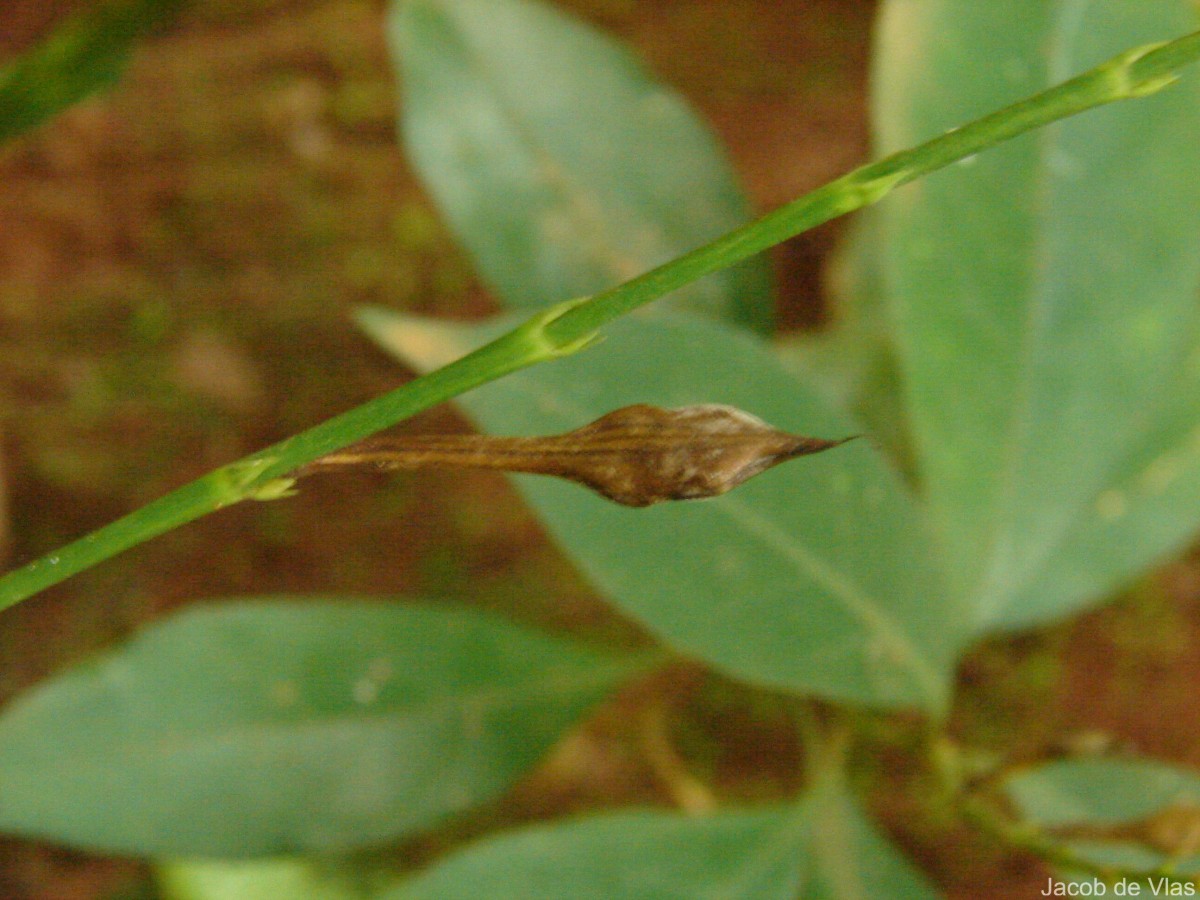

[0,599,648,857]
[389,0,772,332]
[358,307,962,713]
[382,776,939,899]
[1004,758,1200,879]
[1005,758,1200,829]
[777,210,915,481]
[0,0,184,145]
[157,857,368,900]
[873,1,1200,630]
[1049,842,1200,880]
[383,808,812,900]
[1003,365,1200,624]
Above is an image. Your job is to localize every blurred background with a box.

[5,2,1199,898]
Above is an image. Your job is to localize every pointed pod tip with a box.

[781,432,862,459]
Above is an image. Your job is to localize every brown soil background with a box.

[2,2,1199,897]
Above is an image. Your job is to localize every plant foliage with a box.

[1,0,1200,896]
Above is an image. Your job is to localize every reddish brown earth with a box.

[1,2,1197,897]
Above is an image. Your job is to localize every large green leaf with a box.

[0,599,647,857]
[873,1,1200,630]
[358,307,961,713]
[0,0,184,145]
[381,781,938,899]
[1005,371,1200,622]
[389,0,772,331]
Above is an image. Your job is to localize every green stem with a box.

[1,31,1199,611]
[0,301,597,610]
[542,32,1200,345]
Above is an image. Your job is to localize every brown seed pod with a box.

[301,403,856,507]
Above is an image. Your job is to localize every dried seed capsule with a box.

[302,403,856,507]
